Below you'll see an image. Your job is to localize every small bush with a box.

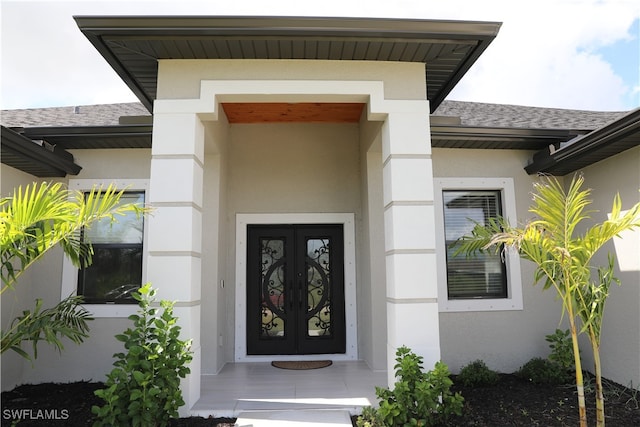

[356,406,384,427]
[516,357,571,385]
[545,328,574,370]
[358,346,464,427]
[92,284,193,427]
[457,360,499,387]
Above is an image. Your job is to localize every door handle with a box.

[288,281,294,312]
[297,271,304,310]
[299,285,303,310]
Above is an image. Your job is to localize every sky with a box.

[1,0,639,112]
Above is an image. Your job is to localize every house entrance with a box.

[246,224,346,355]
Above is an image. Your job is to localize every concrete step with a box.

[235,409,353,426]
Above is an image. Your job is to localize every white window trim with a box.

[62,179,149,318]
[434,178,523,312]
[235,213,358,362]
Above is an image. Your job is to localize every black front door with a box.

[247,224,346,355]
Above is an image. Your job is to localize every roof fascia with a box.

[431,125,576,148]
[1,126,82,177]
[73,15,501,38]
[525,108,640,175]
[77,27,154,111]
[431,125,575,139]
[427,35,495,111]
[23,124,153,139]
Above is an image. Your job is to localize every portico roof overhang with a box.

[74,15,501,113]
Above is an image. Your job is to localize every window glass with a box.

[78,192,144,303]
[443,190,507,299]
[83,193,144,244]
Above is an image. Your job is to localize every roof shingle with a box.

[1,103,150,128]
[432,100,626,130]
[1,100,626,131]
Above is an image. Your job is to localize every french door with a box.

[246,224,346,355]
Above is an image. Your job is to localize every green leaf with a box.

[129,389,143,401]
[129,345,144,356]
[114,334,128,342]
[132,370,145,384]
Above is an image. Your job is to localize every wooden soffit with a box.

[221,103,365,123]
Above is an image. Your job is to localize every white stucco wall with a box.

[358,120,387,371]
[576,145,640,387]
[201,114,230,375]
[227,123,361,213]
[2,150,152,387]
[433,148,565,374]
[1,165,41,390]
[72,149,151,179]
[0,164,39,195]
[156,59,427,102]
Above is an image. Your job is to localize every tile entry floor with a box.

[190,361,387,418]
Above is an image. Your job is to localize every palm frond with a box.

[529,175,592,248]
[1,182,149,293]
[1,295,93,360]
[451,217,510,257]
[582,194,640,257]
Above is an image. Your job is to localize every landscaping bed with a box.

[2,373,638,426]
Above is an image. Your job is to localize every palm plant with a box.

[454,175,640,427]
[1,295,92,359]
[1,181,146,361]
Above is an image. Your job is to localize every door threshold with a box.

[235,354,356,363]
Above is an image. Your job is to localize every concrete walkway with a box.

[190,361,386,418]
[235,409,353,426]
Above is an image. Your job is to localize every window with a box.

[77,191,145,303]
[443,190,507,299]
[435,178,523,312]
[62,179,148,315]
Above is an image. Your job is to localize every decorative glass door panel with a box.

[260,238,286,338]
[306,238,332,338]
[247,225,345,355]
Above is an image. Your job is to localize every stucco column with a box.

[147,111,204,414]
[381,101,441,386]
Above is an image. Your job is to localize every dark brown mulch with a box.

[1,374,639,426]
[449,373,640,426]
[0,382,234,427]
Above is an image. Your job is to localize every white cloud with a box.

[1,0,638,111]
[447,0,639,110]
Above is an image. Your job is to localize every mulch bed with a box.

[450,373,639,426]
[1,374,639,426]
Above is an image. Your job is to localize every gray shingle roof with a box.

[432,100,626,130]
[0,100,626,131]
[0,103,150,128]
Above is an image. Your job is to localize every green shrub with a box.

[92,284,193,427]
[545,328,574,370]
[516,357,571,385]
[356,406,385,427]
[362,346,464,427]
[457,360,499,387]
